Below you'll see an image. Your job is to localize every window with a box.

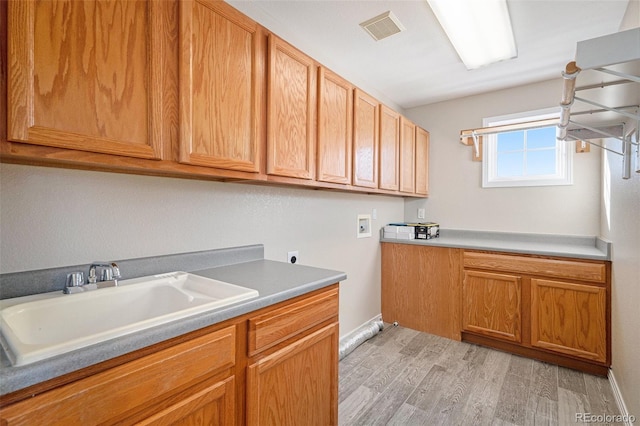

[482,108,573,188]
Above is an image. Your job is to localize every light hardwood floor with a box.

[338,325,620,425]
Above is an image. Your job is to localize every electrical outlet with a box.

[287,251,299,264]
[418,208,426,219]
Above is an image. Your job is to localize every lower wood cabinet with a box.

[381,243,611,375]
[246,324,338,426]
[0,325,237,425]
[246,287,339,425]
[0,285,340,425]
[462,251,610,375]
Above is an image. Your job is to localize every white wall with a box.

[600,140,640,417]
[602,0,640,415]
[403,79,601,235]
[0,163,404,338]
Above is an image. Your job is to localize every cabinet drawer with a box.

[0,326,236,425]
[248,287,338,356]
[463,251,606,283]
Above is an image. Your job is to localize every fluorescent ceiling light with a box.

[427,0,517,70]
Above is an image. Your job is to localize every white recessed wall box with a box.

[357,214,372,238]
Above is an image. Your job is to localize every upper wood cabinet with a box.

[266,35,316,180]
[2,1,430,197]
[7,0,167,160]
[179,0,264,173]
[378,105,400,191]
[399,116,416,193]
[415,127,430,196]
[352,89,379,189]
[317,67,353,185]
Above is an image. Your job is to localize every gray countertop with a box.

[0,248,346,396]
[381,229,611,261]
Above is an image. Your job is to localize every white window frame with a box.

[482,108,573,188]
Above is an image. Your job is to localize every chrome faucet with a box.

[64,262,121,294]
[88,262,121,286]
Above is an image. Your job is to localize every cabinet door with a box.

[352,89,379,189]
[415,127,429,196]
[247,323,338,426]
[399,116,416,193]
[462,270,522,343]
[267,35,316,179]
[179,0,263,173]
[137,377,235,426]
[378,105,400,191]
[531,279,607,363]
[317,67,352,184]
[7,0,166,159]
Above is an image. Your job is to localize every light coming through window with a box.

[483,109,573,188]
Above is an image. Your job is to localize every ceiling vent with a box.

[360,11,405,41]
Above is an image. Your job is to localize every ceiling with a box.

[227,0,632,110]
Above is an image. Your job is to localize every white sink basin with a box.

[0,272,259,366]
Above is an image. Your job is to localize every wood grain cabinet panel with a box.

[248,287,339,356]
[352,89,379,189]
[137,376,235,426]
[317,67,353,184]
[246,323,339,426]
[7,0,167,159]
[415,127,430,196]
[381,243,462,340]
[266,35,316,180]
[378,105,400,191]
[179,0,264,172]
[531,278,607,363]
[0,326,236,425]
[463,251,606,283]
[399,116,416,193]
[462,271,522,343]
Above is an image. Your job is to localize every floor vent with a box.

[360,11,405,41]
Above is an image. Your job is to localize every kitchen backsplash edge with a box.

[0,244,265,300]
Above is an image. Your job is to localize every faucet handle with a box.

[88,267,98,284]
[110,262,121,279]
[101,268,113,281]
[64,272,85,294]
[66,272,85,287]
